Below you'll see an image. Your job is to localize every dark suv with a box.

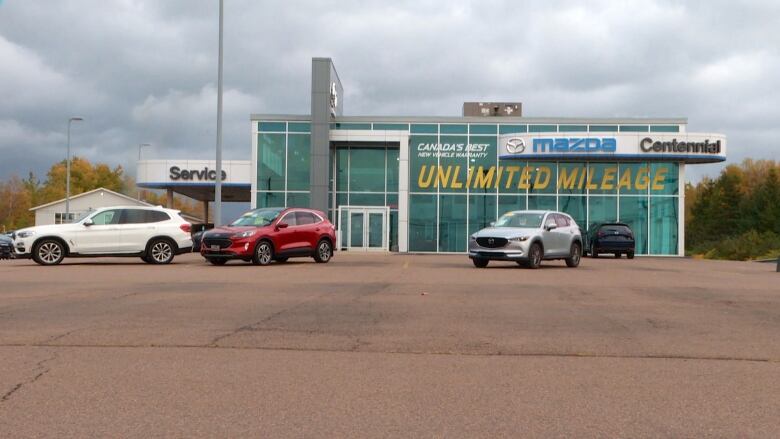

[200,207,336,265]
[0,234,13,260]
[585,222,635,259]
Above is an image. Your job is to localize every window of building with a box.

[528,125,557,133]
[54,212,77,224]
[258,133,286,190]
[287,134,310,191]
[438,195,467,252]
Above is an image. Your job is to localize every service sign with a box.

[498,133,726,163]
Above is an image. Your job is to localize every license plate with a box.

[210,245,220,251]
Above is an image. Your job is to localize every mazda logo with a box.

[505,138,525,154]
[488,238,495,245]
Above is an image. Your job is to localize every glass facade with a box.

[255,120,683,256]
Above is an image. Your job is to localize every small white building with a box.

[30,188,152,225]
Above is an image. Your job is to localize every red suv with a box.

[200,207,336,266]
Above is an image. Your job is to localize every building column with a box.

[203,200,209,224]
[166,188,174,209]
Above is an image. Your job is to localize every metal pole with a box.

[65,117,83,218]
[214,0,224,226]
[137,143,150,200]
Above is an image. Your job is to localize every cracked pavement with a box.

[0,253,778,437]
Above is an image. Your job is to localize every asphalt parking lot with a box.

[0,253,778,437]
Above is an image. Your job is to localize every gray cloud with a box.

[0,0,778,185]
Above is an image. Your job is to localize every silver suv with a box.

[468,210,583,269]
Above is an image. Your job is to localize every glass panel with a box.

[410,135,438,192]
[287,122,310,132]
[336,148,349,191]
[389,210,398,251]
[499,124,527,134]
[468,135,497,194]
[587,196,618,232]
[559,196,586,228]
[528,162,556,194]
[618,163,650,195]
[528,125,557,132]
[386,194,398,207]
[409,195,438,251]
[619,125,649,132]
[339,209,348,233]
[410,124,438,134]
[386,148,399,192]
[373,123,409,131]
[650,162,679,195]
[332,123,371,130]
[258,133,285,190]
[350,212,364,247]
[619,196,649,254]
[469,124,498,135]
[256,192,285,208]
[440,124,467,134]
[287,134,310,191]
[589,125,618,132]
[587,163,619,195]
[497,159,528,194]
[258,121,285,132]
[349,193,385,206]
[528,195,557,210]
[468,195,497,236]
[650,125,680,132]
[557,162,587,194]
[650,197,679,255]
[558,125,587,132]
[498,194,526,216]
[438,195,467,252]
[438,135,468,193]
[286,192,309,207]
[336,193,348,208]
[349,147,385,192]
[368,212,384,248]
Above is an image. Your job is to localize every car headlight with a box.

[232,230,256,238]
[16,231,35,239]
[509,236,529,242]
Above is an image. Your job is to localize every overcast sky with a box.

[0,0,778,184]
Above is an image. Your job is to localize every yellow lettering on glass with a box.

[601,167,617,190]
[652,167,667,191]
[636,167,649,190]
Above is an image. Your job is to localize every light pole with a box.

[213,0,224,227]
[65,117,84,218]
[137,143,151,200]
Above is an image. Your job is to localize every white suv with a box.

[13,206,193,266]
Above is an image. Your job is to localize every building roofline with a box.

[250,114,688,125]
[29,187,152,211]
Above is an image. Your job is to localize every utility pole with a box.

[214,0,224,226]
[65,117,84,218]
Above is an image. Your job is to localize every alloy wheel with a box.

[38,242,62,264]
[151,241,173,263]
[256,242,272,265]
[318,242,331,262]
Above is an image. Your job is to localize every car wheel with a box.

[527,243,542,269]
[590,244,599,258]
[253,240,273,266]
[32,239,65,266]
[207,258,227,266]
[313,240,332,263]
[614,252,621,258]
[275,257,289,263]
[147,239,175,264]
[627,251,635,259]
[565,242,582,268]
[472,258,489,268]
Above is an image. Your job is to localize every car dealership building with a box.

[139,58,727,256]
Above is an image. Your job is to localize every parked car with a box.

[0,234,13,260]
[200,207,336,266]
[468,210,583,269]
[12,206,192,266]
[585,222,635,259]
[191,230,205,252]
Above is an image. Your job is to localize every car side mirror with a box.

[489,221,496,227]
[83,219,94,226]
[545,223,557,231]
[276,222,289,230]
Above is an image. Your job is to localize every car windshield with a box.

[494,212,545,228]
[229,208,283,227]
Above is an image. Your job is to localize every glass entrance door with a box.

[338,206,389,251]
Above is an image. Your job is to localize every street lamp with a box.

[137,143,151,200]
[65,117,84,218]
[213,0,224,227]
[138,143,151,161]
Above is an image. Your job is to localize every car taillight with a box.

[180,223,191,233]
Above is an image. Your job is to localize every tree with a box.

[0,176,34,231]
[38,156,126,202]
